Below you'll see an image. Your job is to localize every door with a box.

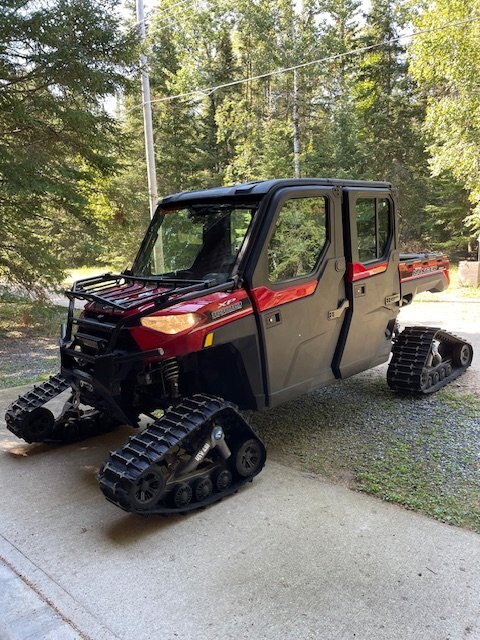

[247,186,347,407]
[333,188,400,379]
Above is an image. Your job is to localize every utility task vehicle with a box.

[6,179,473,515]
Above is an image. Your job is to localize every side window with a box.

[356,199,376,262]
[356,197,391,263]
[268,196,327,283]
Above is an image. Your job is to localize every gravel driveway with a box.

[251,298,480,531]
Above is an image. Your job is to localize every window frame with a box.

[262,187,332,288]
[351,192,394,265]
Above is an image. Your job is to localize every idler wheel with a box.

[170,483,193,509]
[214,469,232,491]
[452,344,473,368]
[22,407,55,442]
[193,477,213,502]
[129,466,165,510]
[234,439,265,478]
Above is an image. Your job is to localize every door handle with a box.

[328,299,350,320]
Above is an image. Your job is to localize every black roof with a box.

[160,178,392,206]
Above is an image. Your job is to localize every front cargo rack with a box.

[63,273,237,353]
[66,273,209,311]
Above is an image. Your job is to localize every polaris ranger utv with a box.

[5,179,473,515]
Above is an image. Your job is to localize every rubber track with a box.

[387,326,472,394]
[5,374,70,441]
[98,393,266,515]
[4,373,118,444]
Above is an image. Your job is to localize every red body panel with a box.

[347,261,389,282]
[82,253,450,362]
[399,256,450,284]
[250,281,317,312]
[83,279,322,361]
[107,289,254,360]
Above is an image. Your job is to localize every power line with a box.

[128,14,480,111]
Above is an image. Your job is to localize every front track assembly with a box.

[98,394,266,516]
[387,326,473,394]
[5,374,119,443]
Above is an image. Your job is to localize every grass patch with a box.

[0,372,53,391]
[251,376,480,533]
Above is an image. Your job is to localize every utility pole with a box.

[136,0,164,270]
[136,0,158,220]
[291,20,300,178]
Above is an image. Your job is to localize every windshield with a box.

[132,202,257,284]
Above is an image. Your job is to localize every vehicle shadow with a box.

[103,511,185,545]
[0,424,136,459]
[1,424,188,541]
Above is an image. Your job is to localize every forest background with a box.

[2,0,480,289]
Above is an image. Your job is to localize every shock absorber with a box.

[162,358,180,399]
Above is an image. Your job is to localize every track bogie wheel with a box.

[234,439,265,478]
[439,366,446,381]
[432,371,440,386]
[22,407,55,442]
[170,483,193,509]
[194,477,213,502]
[452,344,473,368]
[420,369,429,391]
[214,469,232,491]
[129,465,165,510]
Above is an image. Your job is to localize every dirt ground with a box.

[0,337,58,389]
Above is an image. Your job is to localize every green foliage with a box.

[0,0,138,289]
[409,0,480,234]
[105,0,463,257]
[3,0,478,284]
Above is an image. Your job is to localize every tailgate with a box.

[399,253,450,303]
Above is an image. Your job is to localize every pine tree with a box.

[353,0,431,240]
[0,0,137,287]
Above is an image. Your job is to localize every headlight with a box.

[140,313,201,334]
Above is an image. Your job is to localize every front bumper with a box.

[60,332,162,424]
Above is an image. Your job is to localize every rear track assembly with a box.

[387,326,473,394]
[98,394,266,516]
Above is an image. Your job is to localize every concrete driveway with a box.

[1,392,479,640]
